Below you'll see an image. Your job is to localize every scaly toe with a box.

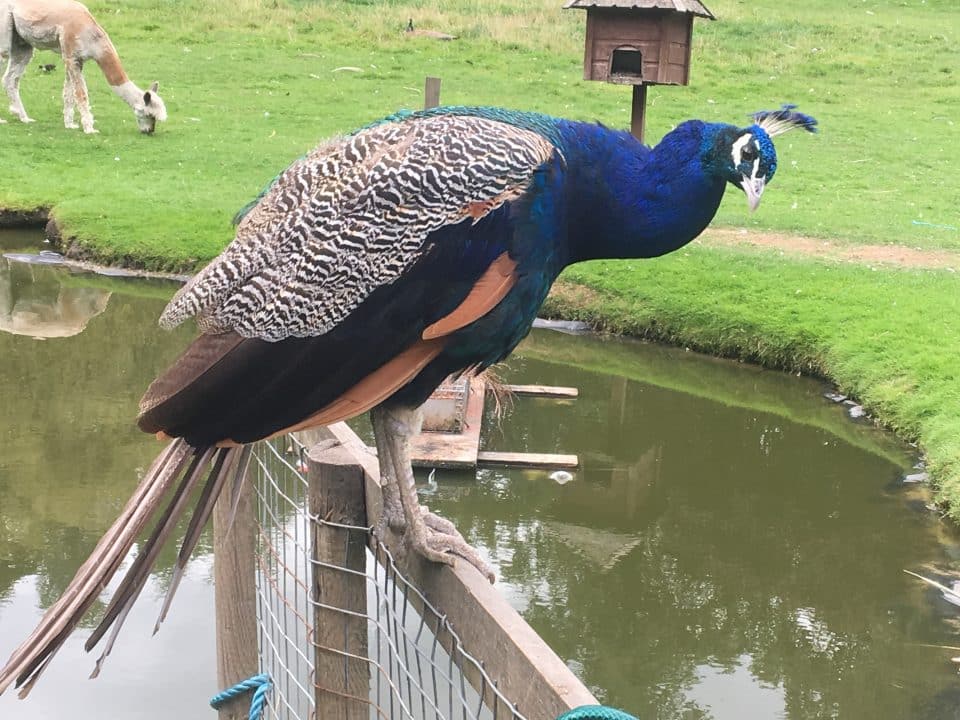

[410,517,495,584]
[420,507,458,536]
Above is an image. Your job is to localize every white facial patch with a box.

[731,134,762,179]
[731,133,752,167]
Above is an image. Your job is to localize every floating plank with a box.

[477,451,579,469]
[500,383,579,398]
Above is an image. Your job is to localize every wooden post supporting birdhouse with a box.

[563,0,714,142]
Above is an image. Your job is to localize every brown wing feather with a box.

[421,252,517,340]
[260,338,446,438]
[139,331,245,419]
[142,249,516,444]
[232,250,519,438]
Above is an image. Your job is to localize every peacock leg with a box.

[370,406,406,533]
[371,404,495,583]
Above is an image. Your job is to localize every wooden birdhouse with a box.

[564,0,714,141]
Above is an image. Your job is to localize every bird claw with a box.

[409,507,496,584]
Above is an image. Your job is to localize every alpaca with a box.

[0,0,166,133]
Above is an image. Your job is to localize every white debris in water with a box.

[550,470,574,485]
[848,405,866,419]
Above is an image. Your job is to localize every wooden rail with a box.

[297,423,598,719]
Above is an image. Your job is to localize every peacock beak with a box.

[742,175,765,213]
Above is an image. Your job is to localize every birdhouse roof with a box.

[563,0,715,19]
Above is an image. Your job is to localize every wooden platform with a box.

[411,377,486,469]
[410,377,580,470]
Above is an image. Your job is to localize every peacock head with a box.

[716,104,818,212]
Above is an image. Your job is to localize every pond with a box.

[1,229,958,720]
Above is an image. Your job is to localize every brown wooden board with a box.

[477,451,580,469]
[213,481,259,720]
[305,423,598,717]
[502,384,579,398]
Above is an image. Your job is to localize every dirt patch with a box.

[544,281,606,308]
[699,228,960,271]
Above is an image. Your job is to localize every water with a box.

[1,230,958,719]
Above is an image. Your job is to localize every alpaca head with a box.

[135,81,167,134]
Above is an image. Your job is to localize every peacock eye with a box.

[741,146,758,163]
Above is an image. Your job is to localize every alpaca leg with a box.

[0,53,5,122]
[0,15,12,122]
[2,40,33,123]
[62,72,77,129]
[65,57,96,134]
[75,68,96,134]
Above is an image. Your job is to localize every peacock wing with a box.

[158,114,556,341]
[140,113,558,444]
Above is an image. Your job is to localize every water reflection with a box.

[0,234,201,719]
[1,230,959,720]
[0,255,111,338]
[427,343,960,720]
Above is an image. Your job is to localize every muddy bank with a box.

[0,208,191,282]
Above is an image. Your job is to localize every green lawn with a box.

[2,0,960,512]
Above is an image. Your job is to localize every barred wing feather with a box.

[160,115,556,341]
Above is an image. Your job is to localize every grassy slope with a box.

[2,0,960,510]
[0,0,956,266]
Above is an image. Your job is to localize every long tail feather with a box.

[154,446,242,632]
[0,440,192,695]
[85,447,217,673]
[223,445,254,535]
[0,438,245,696]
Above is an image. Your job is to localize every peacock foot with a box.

[406,506,495,583]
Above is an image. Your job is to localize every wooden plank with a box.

[213,473,259,720]
[477,451,580,470]
[410,431,479,468]
[503,384,579,399]
[308,422,598,718]
[307,440,370,720]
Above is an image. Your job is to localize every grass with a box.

[1,0,957,266]
[2,0,960,512]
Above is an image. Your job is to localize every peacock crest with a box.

[750,103,819,137]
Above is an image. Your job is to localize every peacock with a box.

[0,103,816,695]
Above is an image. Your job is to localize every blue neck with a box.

[555,120,729,265]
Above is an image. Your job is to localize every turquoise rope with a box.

[210,677,629,720]
[210,673,272,720]
[557,706,639,720]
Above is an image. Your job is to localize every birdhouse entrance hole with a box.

[610,46,643,80]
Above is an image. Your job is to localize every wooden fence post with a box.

[214,474,259,720]
[631,84,647,142]
[424,76,442,109]
[317,422,599,718]
[308,439,370,720]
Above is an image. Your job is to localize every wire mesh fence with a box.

[250,435,527,720]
